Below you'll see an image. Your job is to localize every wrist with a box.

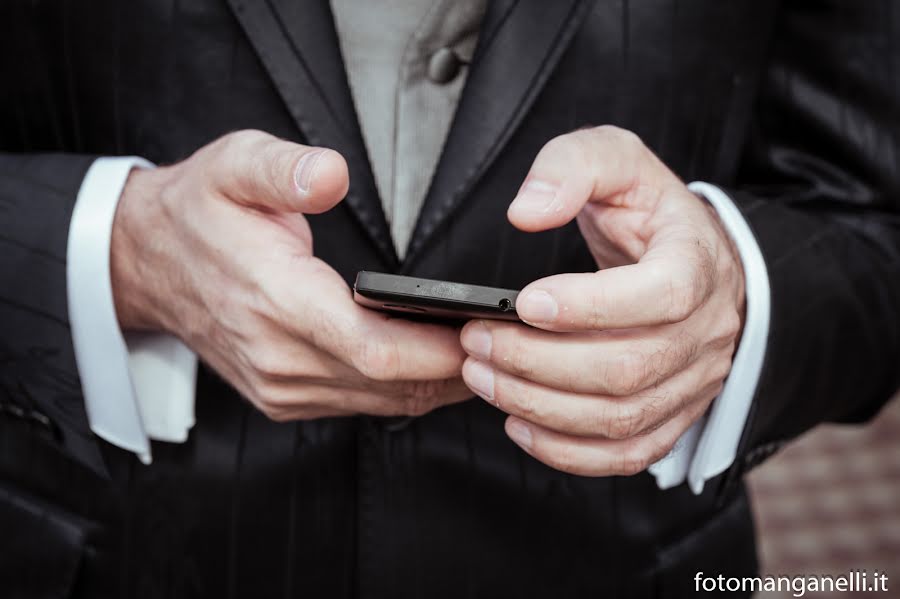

[111,166,178,332]
[701,197,748,333]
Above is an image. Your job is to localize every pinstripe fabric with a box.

[0,1,898,597]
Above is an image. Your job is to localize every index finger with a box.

[287,260,467,380]
[514,232,716,331]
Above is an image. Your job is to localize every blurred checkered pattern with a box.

[747,392,900,598]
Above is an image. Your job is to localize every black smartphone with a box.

[353,271,521,322]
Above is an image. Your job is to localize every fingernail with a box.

[461,321,492,360]
[517,289,558,323]
[463,360,495,403]
[507,420,533,450]
[294,149,326,196]
[510,180,559,215]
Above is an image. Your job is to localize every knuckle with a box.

[697,239,719,293]
[655,331,697,379]
[589,356,615,393]
[607,352,650,396]
[216,130,256,156]
[569,131,599,164]
[263,151,284,193]
[595,125,643,150]
[254,385,323,422]
[512,387,542,423]
[353,335,401,382]
[604,402,646,440]
[617,446,653,476]
[399,380,445,416]
[607,416,636,442]
[253,389,289,420]
[594,126,646,169]
[711,356,734,383]
[542,132,577,156]
[583,284,610,329]
[664,270,699,323]
[265,408,294,423]
[546,444,579,474]
[251,381,288,410]
[591,126,646,190]
[248,348,294,381]
[644,262,684,324]
[558,407,589,436]
[210,131,239,156]
[406,396,438,417]
[403,398,433,417]
[719,310,743,343]
[230,129,270,150]
[582,403,612,436]
[651,435,679,464]
[500,338,537,381]
[540,133,593,174]
[668,387,691,415]
[210,130,277,193]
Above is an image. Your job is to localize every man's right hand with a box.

[110,130,469,421]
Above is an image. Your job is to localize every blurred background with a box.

[748,391,900,598]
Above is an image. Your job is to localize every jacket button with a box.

[428,47,462,84]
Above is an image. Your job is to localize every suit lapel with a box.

[224,0,397,265]
[402,0,594,268]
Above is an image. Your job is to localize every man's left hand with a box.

[460,126,746,476]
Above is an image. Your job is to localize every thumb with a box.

[211,130,349,214]
[506,126,668,233]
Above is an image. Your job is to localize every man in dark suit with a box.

[1,1,898,597]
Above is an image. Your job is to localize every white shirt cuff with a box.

[648,182,771,494]
[67,157,198,464]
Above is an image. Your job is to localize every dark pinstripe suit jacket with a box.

[1,1,898,597]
